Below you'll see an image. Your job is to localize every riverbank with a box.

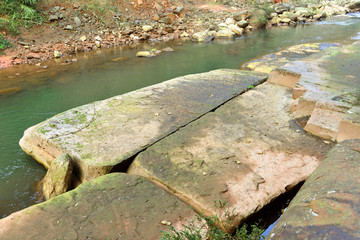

[1,0,360,70]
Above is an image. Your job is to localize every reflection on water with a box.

[1,13,360,218]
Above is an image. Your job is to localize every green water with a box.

[1,13,360,218]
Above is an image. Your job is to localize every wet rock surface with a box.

[128,82,331,232]
[242,42,339,74]
[19,70,267,182]
[0,173,196,239]
[267,139,360,240]
[268,41,360,142]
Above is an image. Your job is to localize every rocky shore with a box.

[0,0,359,69]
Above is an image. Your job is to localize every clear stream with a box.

[1,13,360,219]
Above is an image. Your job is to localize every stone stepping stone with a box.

[242,42,337,74]
[0,173,196,239]
[19,69,267,182]
[268,41,360,142]
[128,82,332,232]
[267,139,360,239]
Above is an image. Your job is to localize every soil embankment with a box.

[1,0,359,69]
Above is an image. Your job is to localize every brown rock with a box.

[27,53,41,59]
[41,154,73,200]
[267,140,360,239]
[0,173,197,239]
[128,82,331,232]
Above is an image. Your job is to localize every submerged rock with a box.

[136,51,153,57]
[41,154,73,200]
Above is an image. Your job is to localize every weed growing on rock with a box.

[160,211,264,240]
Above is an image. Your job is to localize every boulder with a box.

[233,10,250,21]
[249,9,267,28]
[19,70,268,182]
[142,25,153,32]
[228,24,243,36]
[191,31,215,42]
[41,154,73,200]
[128,82,331,232]
[267,140,360,239]
[0,173,197,239]
[136,51,153,57]
[215,29,236,39]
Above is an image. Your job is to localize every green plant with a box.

[0,34,12,51]
[0,0,43,34]
[160,211,265,240]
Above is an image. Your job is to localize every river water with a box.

[1,13,360,218]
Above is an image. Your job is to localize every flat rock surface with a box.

[267,139,360,240]
[19,69,267,181]
[242,43,338,74]
[268,41,360,142]
[128,82,332,231]
[0,173,196,240]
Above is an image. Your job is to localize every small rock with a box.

[74,17,81,27]
[225,17,235,25]
[164,26,174,33]
[136,51,153,58]
[218,23,228,29]
[48,15,58,21]
[233,10,250,21]
[215,29,236,39]
[95,41,101,48]
[95,36,102,42]
[64,25,73,30]
[191,31,215,42]
[180,31,189,38]
[237,20,249,28]
[280,18,292,23]
[80,36,87,41]
[72,59,78,62]
[54,50,63,58]
[18,41,30,46]
[27,53,41,59]
[228,24,243,36]
[161,17,172,24]
[162,47,174,52]
[35,63,41,67]
[142,25,153,32]
[161,220,172,226]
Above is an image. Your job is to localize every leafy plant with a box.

[160,211,265,240]
[0,34,12,51]
[0,0,43,34]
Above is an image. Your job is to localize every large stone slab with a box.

[19,69,268,181]
[267,41,360,141]
[0,173,196,239]
[128,82,332,232]
[242,43,338,74]
[267,139,360,239]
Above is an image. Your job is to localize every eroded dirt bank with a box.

[1,0,359,69]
